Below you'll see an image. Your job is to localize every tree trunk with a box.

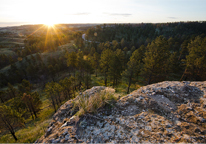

[127,77,132,94]
[79,81,81,91]
[30,102,37,119]
[104,72,107,86]
[57,92,61,104]
[55,96,59,107]
[10,131,18,141]
[52,77,55,82]
[113,78,115,88]
[0,97,4,103]
[95,69,97,77]
[2,118,18,141]
[51,97,56,112]
[73,68,75,77]
[27,105,34,120]
[147,74,152,85]
[180,69,187,81]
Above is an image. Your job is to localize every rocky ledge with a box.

[36,81,206,143]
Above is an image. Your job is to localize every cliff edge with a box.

[36,81,206,143]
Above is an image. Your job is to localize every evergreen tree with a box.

[183,36,206,80]
[53,83,63,104]
[123,48,144,94]
[65,51,77,77]
[108,49,125,87]
[0,105,24,141]
[59,77,72,99]
[18,79,32,94]
[0,91,5,103]
[7,83,17,98]
[91,52,100,77]
[141,36,170,84]
[100,49,113,86]
[22,92,41,119]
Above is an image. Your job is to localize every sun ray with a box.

[27,25,45,37]
[44,25,50,50]
[50,25,64,46]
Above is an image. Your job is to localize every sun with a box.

[44,22,55,27]
[43,19,56,27]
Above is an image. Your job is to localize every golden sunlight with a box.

[43,19,56,27]
[45,23,55,27]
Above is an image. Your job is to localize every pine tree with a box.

[100,49,113,86]
[141,36,170,84]
[108,49,125,87]
[183,36,206,80]
[123,47,144,94]
[91,52,100,77]
[18,79,32,94]
[7,83,17,98]
[45,82,57,112]
[65,51,77,77]
[53,83,63,104]
[0,91,5,103]
[59,77,72,99]
[0,105,24,141]
[22,92,41,119]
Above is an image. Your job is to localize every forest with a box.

[0,21,206,142]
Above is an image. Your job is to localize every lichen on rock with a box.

[36,82,206,143]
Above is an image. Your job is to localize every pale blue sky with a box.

[0,0,205,27]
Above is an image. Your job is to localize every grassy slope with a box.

[0,40,75,73]
[0,40,77,143]
[0,90,55,143]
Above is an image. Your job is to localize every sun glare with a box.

[45,22,55,27]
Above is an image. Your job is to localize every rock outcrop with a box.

[36,81,206,143]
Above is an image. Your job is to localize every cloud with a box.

[72,13,90,15]
[167,17,177,19]
[104,13,132,17]
[64,13,90,16]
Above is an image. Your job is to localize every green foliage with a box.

[184,36,206,80]
[108,49,124,87]
[22,92,42,119]
[18,79,32,94]
[100,49,114,86]
[59,77,72,99]
[123,46,144,93]
[141,36,170,84]
[7,83,17,98]
[0,105,24,141]
[91,52,100,77]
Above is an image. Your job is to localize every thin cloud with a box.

[104,13,132,17]
[73,13,90,15]
[168,17,177,19]
[65,13,90,16]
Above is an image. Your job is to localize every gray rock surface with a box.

[36,82,206,143]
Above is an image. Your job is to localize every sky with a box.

[0,0,206,27]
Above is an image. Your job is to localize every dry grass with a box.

[0,119,51,143]
[0,90,55,143]
[73,89,117,117]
